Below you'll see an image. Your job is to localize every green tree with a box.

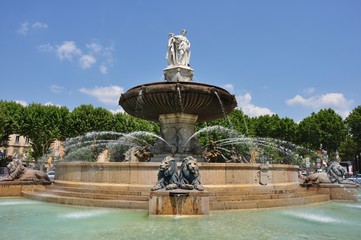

[297,108,347,154]
[345,106,361,151]
[338,135,358,162]
[21,104,69,160]
[278,117,298,143]
[251,114,284,139]
[0,101,25,147]
[112,112,160,134]
[66,105,114,137]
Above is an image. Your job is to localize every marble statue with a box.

[166,29,191,66]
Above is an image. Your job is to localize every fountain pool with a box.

[1,194,360,240]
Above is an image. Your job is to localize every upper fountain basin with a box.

[119,81,237,122]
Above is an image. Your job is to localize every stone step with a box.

[210,191,319,202]
[208,188,307,195]
[205,183,304,192]
[35,189,150,201]
[22,191,149,209]
[210,194,331,210]
[21,181,331,210]
[53,181,153,192]
[46,185,149,196]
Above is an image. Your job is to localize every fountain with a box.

[3,29,359,216]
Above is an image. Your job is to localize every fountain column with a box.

[156,113,199,154]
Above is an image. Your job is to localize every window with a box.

[15,135,20,144]
[25,137,30,145]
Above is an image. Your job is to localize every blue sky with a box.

[1,0,360,122]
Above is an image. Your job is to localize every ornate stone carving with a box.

[299,161,358,185]
[166,29,191,67]
[151,156,179,191]
[179,156,204,191]
[0,158,51,183]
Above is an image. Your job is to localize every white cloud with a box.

[223,84,234,92]
[17,21,48,35]
[32,22,48,30]
[99,65,108,74]
[44,102,62,107]
[15,100,28,106]
[50,85,64,93]
[79,54,96,69]
[236,93,274,117]
[108,108,125,114]
[16,22,29,35]
[286,92,353,118]
[79,86,124,105]
[303,87,316,95]
[86,43,102,53]
[39,41,114,73]
[39,43,54,52]
[56,41,81,61]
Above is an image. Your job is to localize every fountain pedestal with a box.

[163,66,194,82]
[154,113,199,154]
[149,189,209,216]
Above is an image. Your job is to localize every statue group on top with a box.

[166,29,191,67]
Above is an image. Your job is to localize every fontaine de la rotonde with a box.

[1,29,358,217]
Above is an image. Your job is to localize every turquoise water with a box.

[1,193,360,240]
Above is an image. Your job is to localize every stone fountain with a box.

[6,30,358,216]
[119,29,237,215]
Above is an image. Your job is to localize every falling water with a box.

[134,88,144,117]
[176,85,184,112]
[214,91,233,128]
[62,131,172,162]
[184,125,240,147]
[170,192,188,217]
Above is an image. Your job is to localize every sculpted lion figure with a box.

[151,156,179,191]
[179,156,204,191]
[1,158,51,183]
[299,161,357,185]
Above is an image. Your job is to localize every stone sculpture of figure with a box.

[151,156,179,191]
[0,158,51,183]
[166,29,191,67]
[123,146,153,162]
[166,33,176,65]
[179,156,204,191]
[202,140,227,162]
[299,159,357,185]
[227,147,248,163]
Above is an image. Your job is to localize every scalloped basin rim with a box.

[119,81,237,122]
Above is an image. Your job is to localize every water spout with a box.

[169,191,189,216]
[176,83,184,112]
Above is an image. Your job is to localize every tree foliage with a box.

[0,101,25,147]
[21,103,69,160]
[297,108,347,155]
[66,105,114,137]
[345,106,361,149]
[112,112,160,134]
